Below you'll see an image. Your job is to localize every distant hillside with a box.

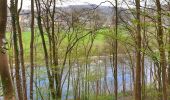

[7,4,127,31]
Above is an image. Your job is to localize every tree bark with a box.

[135,0,141,100]
[114,0,118,99]
[16,8,27,100]
[156,0,167,100]
[10,0,23,99]
[167,2,170,86]
[35,0,56,99]
[0,1,15,99]
[30,0,35,99]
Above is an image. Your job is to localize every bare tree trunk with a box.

[135,0,141,100]
[16,9,27,100]
[66,51,72,100]
[114,0,118,99]
[168,29,170,85]
[10,0,23,99]
[141,1,147,99]
[30,0,35,99]
[122,64,126,97]
[156,0,167,100]
[141,52,145,100]
[35,0,56,99]
[0,1,15,99]
[51,0,62,98]
[150,62,153,84]
[168,2,170,86]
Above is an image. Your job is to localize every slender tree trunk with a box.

[10,0,23,99]
[157,64,162,100]
[35,0,56,99]
[150,62,153,84]
[66,52,72,100]
[141,1,147,99]
[30,0,35,99]
[135,0,141,100]
[168,29,170,85]
[114,0,118,99]
[51,0,62,98]
[156,0,167,100]
[141,52,145,100]
[122,64,126,97]
[168,2,170,86]
[16,10,27,100]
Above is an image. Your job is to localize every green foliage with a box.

[144,84,163,100]
[89,95,114,100]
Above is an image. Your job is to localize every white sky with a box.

[8,0,124,9]
[62,0,115,5]
[7,0,168,9]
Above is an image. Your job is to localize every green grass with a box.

[5,28,130,62]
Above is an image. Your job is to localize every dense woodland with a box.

[0,0,170,100]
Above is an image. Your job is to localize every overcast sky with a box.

[7,0,127,9]
[7,0,168,9]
